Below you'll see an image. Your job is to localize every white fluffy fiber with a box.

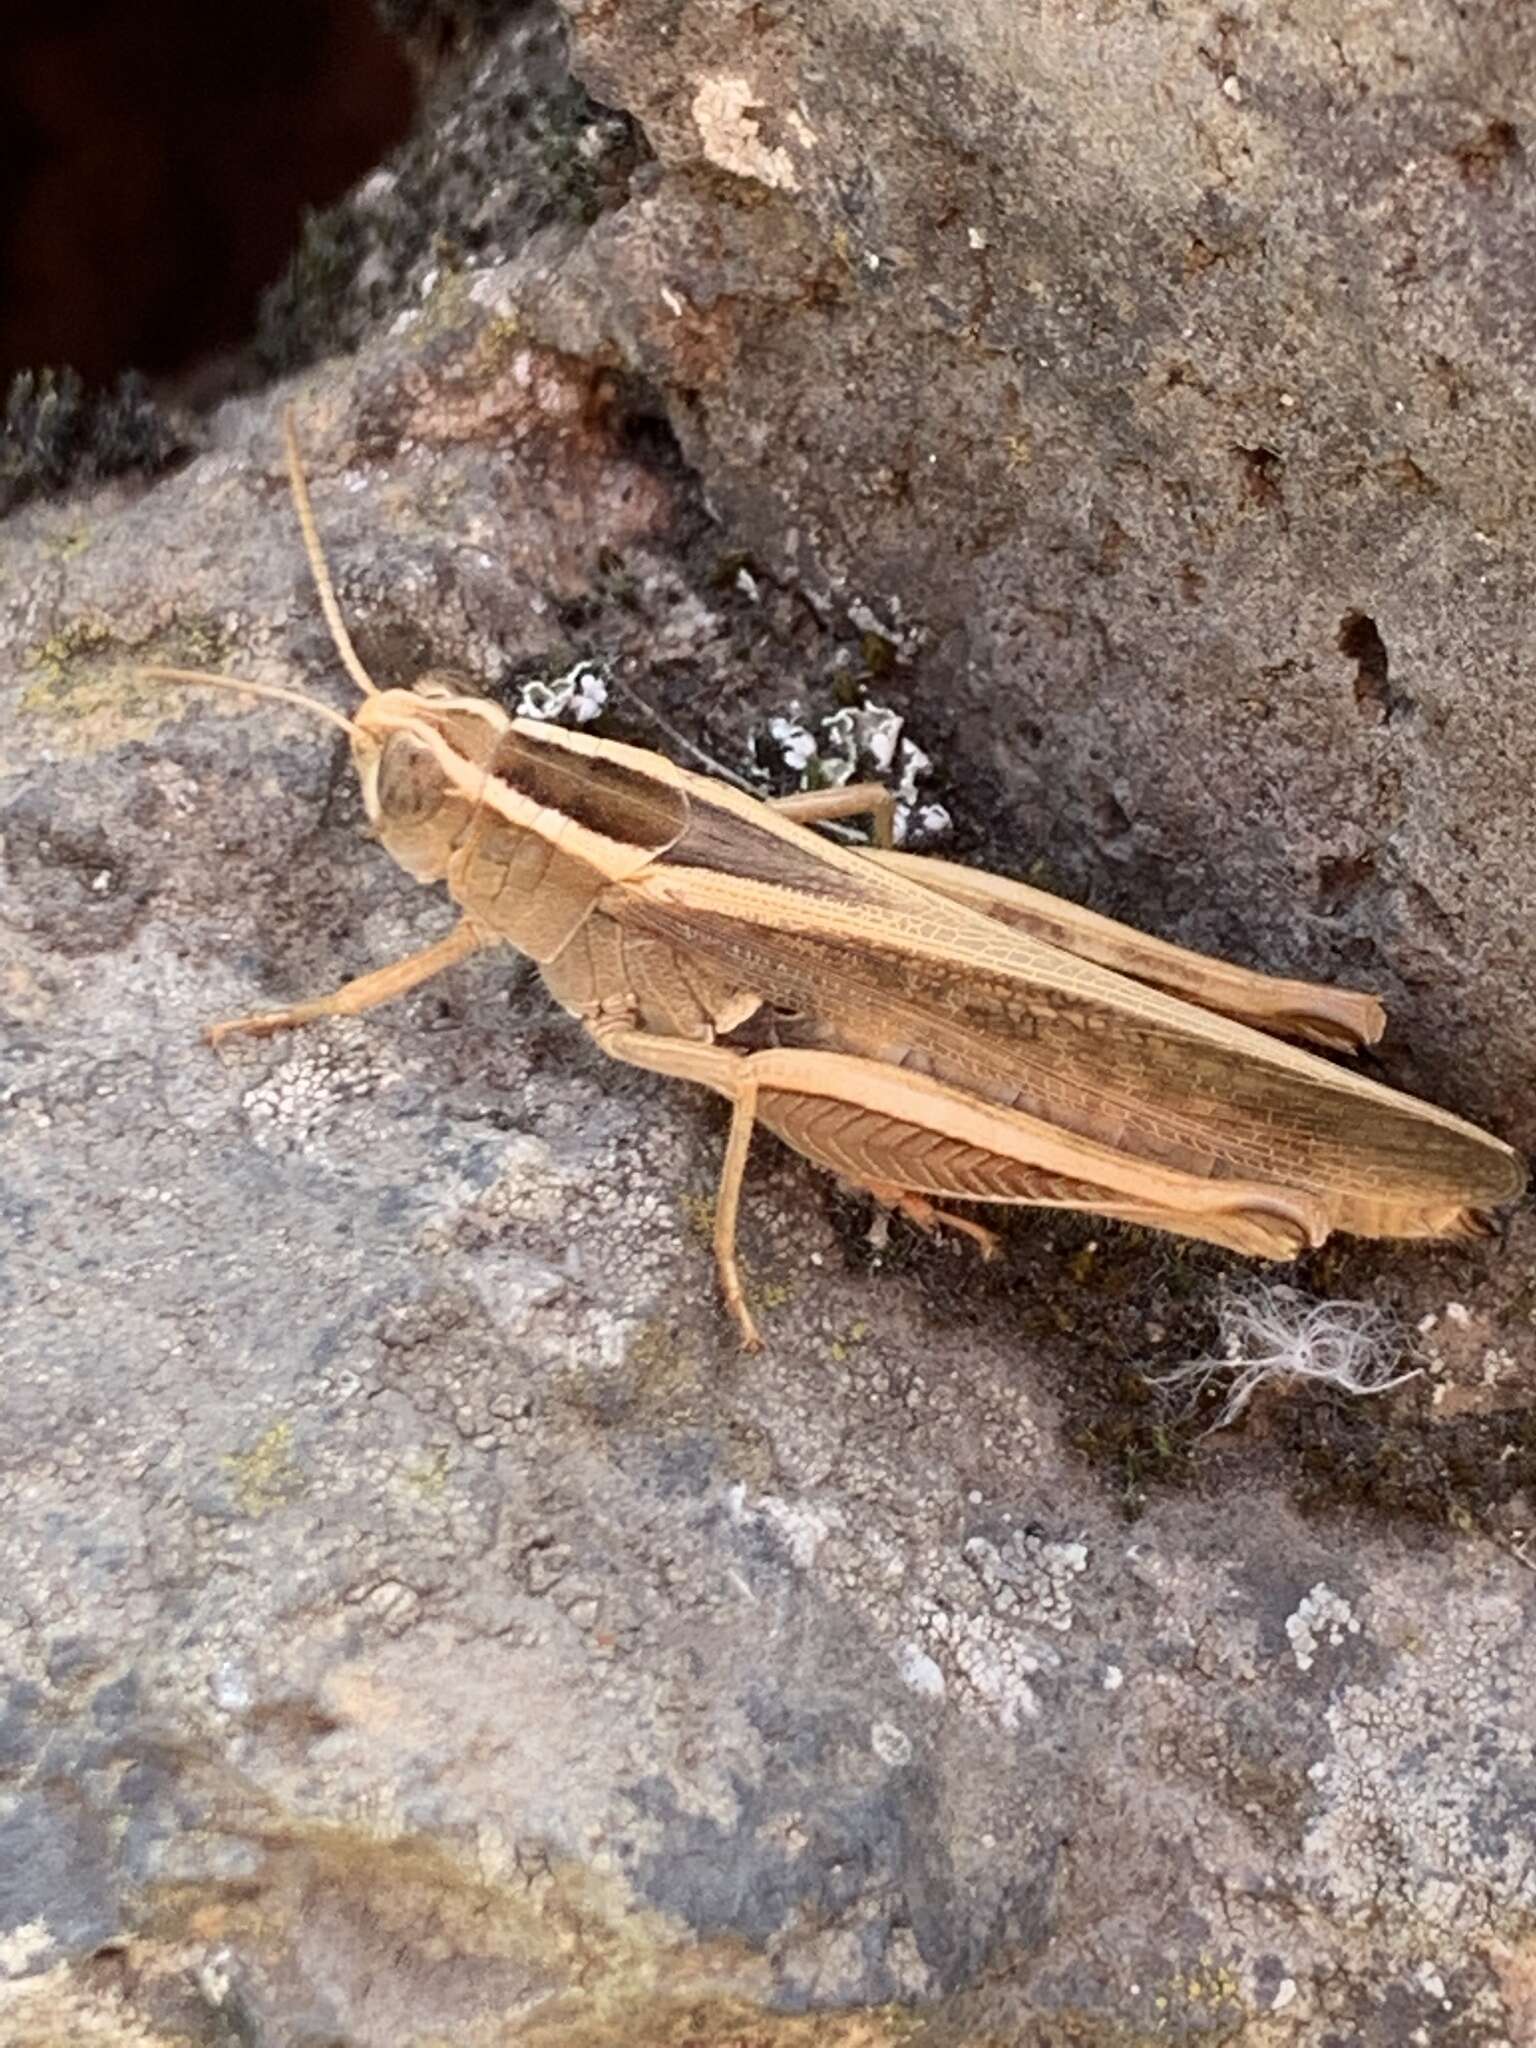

[1153,1280,1417,1431]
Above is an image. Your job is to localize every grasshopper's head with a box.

[140,415,516,887]
[350,673,510,882]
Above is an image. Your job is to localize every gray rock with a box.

[2,5,1535,2044]
[550,0,1536,1147]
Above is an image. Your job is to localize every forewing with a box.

[636,789,1522,1208]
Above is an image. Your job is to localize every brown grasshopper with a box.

[143,414,1525,1348]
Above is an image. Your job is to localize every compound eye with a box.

[375,731,445,822]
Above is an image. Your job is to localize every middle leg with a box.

[769,782,895,847]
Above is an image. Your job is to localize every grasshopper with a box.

[143,415,1525,1348]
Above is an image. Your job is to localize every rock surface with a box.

[554,0,1536,1146]
[3,5,1536,2045]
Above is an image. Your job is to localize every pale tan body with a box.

[142,417,1525,1348]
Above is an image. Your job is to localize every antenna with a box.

[137,666,361,738]
[282,406,380,699]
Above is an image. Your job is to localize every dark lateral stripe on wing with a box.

[663,797,878,901]
[491,729,688,852]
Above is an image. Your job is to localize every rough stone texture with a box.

[5,6,1536,2046]
[548,0,1536,1150]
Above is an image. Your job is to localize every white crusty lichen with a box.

[895,1642,946,1698]
[920,1604,1056,1728]
[0,1919,56,1978]
[240,1028,399,1152]
[962,1528,1088,1633]
[901,1529,1089,1729]
[1285,1581,1360,1674]
[1152,1280,1415,1430]
[755,697,951,844]
[691,75,802,190]
[725,1482,842,1569]
[1302,1583,1536,1938]
[517,658,610,726]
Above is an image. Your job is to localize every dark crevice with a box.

[1316,848,1377,916]
[1233,442,1284,510]
[608,379,692,477]
[0,0,650,512]
[0,0,415,388]
[0,0,414,510]
[252,3,649,380]
[1338,609,1394,721]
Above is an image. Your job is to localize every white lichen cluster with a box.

[1153,1280,1415,1430]
[895,1641,946,1698]
[891,1529,1089,1728]
[963,1529,1088,1632]
[1285,1581,1360,1674]
[241,1030,397,1151]
[725,1482,842,1571]
[712,1352,1065,1736]
[690,74,805,191]
[1303,1587,1536,1939]
[517,658,610,726]
[1416,1299,1520,1400]
[845,597,925,664]
[917,1604,1059,1728]
[757,697,951,843]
